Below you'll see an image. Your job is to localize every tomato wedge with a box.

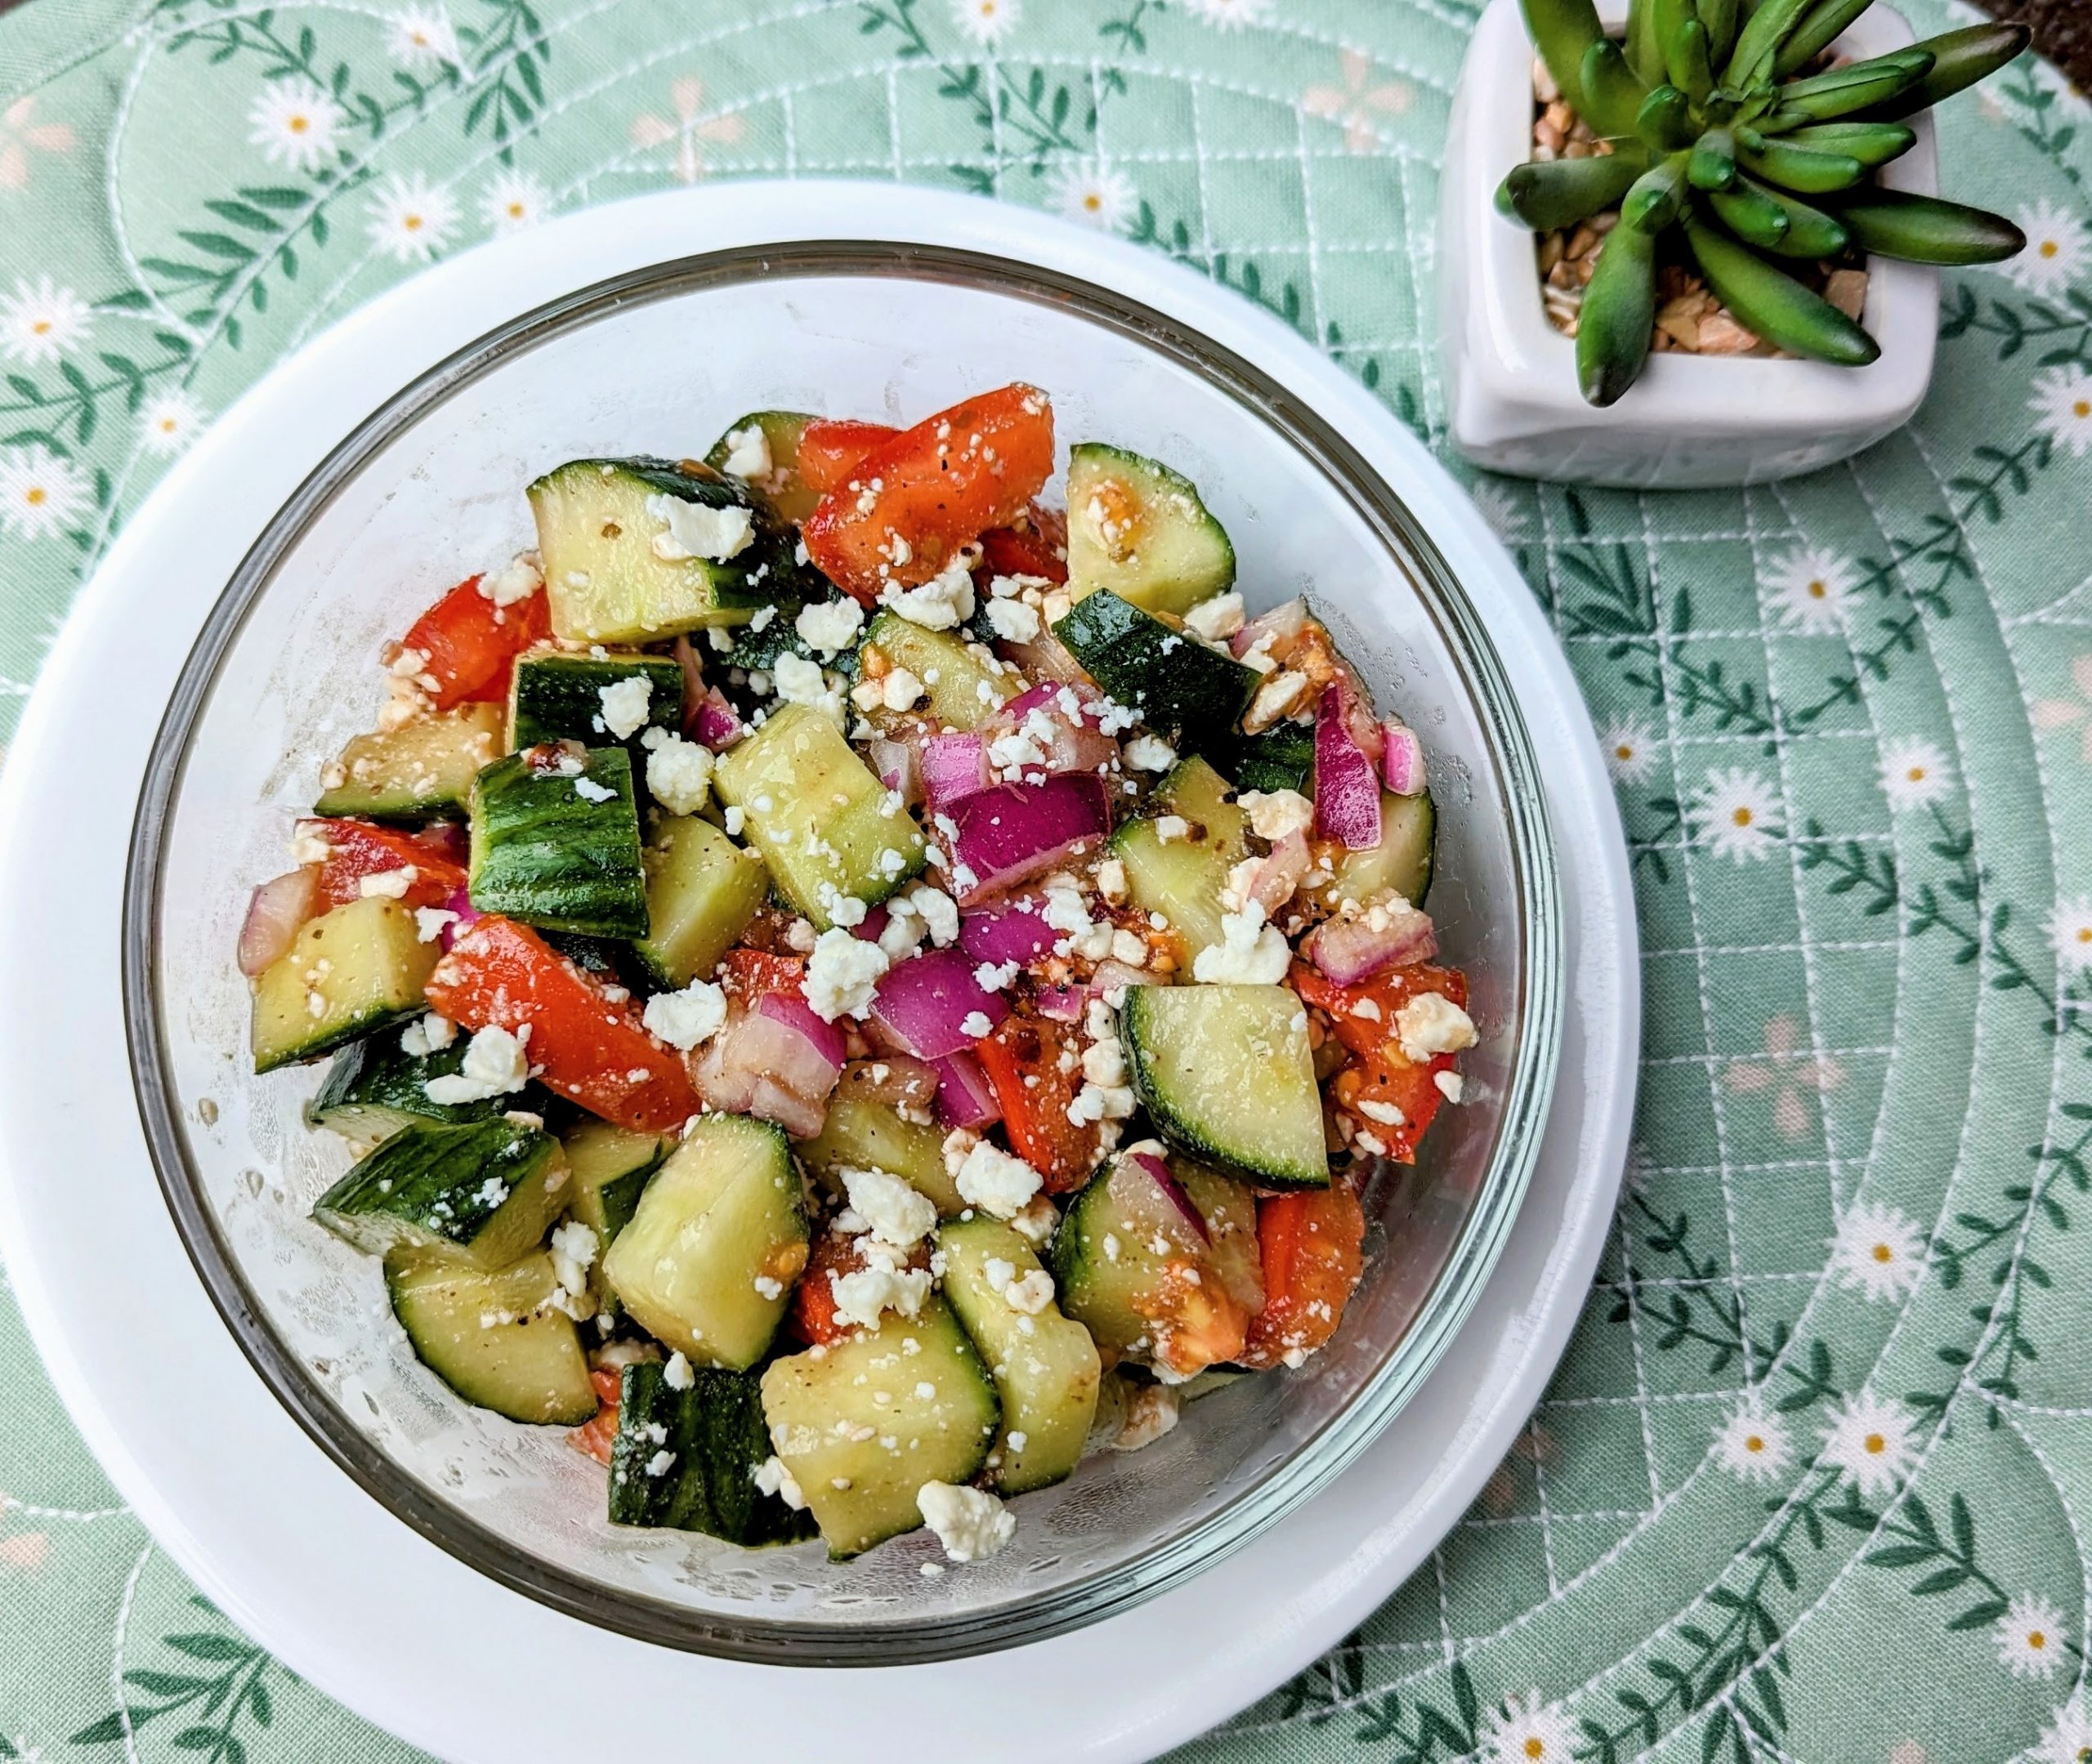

[427,916,702,1132]
[979,504,1069,584]
[788,1230,932,1346]
[400,574,551,710]
[802,384,1055,604]
[1291,962,1469,1160]
[716,948,807,1005]
[974,1008,1099,1193]
[1239,1180,1367,1370]
[304,817,466,911]
[567,1367,623,1464]
[794,418,896,498]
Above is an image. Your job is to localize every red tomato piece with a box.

[802,385,1055,604]
[567,1368,623,1465]
[974,1009,1100,1194]
[788,1230,932,1346]
[1292,962,1469,1161]
[427,916,702,1133]
[1239,1180,1367,1370]
[305,817,466,911]
[716,948,807,1005]
[400,574,550,710]
[795,418,897,498]
[978,504,1068,584]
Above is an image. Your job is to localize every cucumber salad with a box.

[237,384,1476,1567]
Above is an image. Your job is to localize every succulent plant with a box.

[1503,0,2031,404]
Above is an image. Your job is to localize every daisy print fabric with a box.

[0,0,2087,1760]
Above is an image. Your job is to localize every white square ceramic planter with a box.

[1439,0,1940,488]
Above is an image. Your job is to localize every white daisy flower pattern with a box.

[1817,1391,1918,1499]
[2004,198,2090,299]
[1712,1400,1793,1485]
[2049,895,2092,974]
[481,168,551,236]
[247,76,346,173]
[1763,543,1860,635]
[1997,1592,2069,1681]
[1045,157,1138,233]
[0,275,91,367]
[2030,366,2092,460]
[0,444,90,542]
[137,388,207,457]
[2027,1692,2092,1764]
[1599,714,1657,783]
[386,4,461,72]
[1827,1200,1926,1303]
[1479,1690,1576,1764]
[1878,735,1953,811]
[1687,766,1782,862]
[1180,0,1276,29]
[951,0,1021,47]
[2032,653,2092,767]
[365,171,459,263]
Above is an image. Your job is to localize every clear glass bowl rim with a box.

[121,239,1564,1666]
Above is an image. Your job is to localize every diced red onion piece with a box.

[1381,721,1427,796]
[755,989,847,1074]
[238,868,316,978]
[949,773,1111,904]
[922,733,988,809]
[1315,686,1383,851]
[930,1049,1001,1130]
[438,884,481,950]
[840,1054,941,1117]
[869,737,921,805]
[997,632,1088,686]
[696,1003,840,1136]
[411,821,468,864]
[1087,959,1156,1002]
[852,904,891,945]
[1115,1150,1211,1246]
[980,681,1119,777]
[959,900,1055,967]
[690,684,743,750]
[1229,596,1310,659]
[869,948,1010,1060]
[1035,984,1084,1022]
[1303,908,1437,985]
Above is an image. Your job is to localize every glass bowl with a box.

[124,241,1562,1664]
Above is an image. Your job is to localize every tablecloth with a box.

[0,0,2087,1757]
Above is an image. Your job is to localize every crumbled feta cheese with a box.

[548,1219,599,1297]
[1008,1195,1059,1248]
[413,906,457,944]
[479,552,543,608]
[1436,1070,1465,1103]
[400,1012,456,1058]
[753,1274,784,1301]
[1093,857,1129,904]
[1154,815,1191,844]
[642,979,728,1051]
[1358,1098,1406,1126]
[357,865,417,899]
[882,556,976,630]
[1395,991,1479,1061]
[829,1247,933,1331]
[638,727,714,816]
[646,493,753,562]
[1191,902,1291,985]
[773,652,843,721]
[721,422,772,480]
[723,804,745,837]
[880,666,924,712]
[1003,1268,1054,1315]
[1123,733,1177,773]
[802,927,891,1021]
[1350,997,1383,1022]
[423,1023,531,1104]
[663,1350,694,1391]
[902,881,959,948]
[572,775,616,804]
[1240,788,1315,842]
[784,916,817,953]
[797,596,866,655]
[954,1139,1044,1218]
[645,1449,677,1478]
[973,959,1021,993]
[959,1010,993,1039]
[843,1166,936,1250]
[1113,1384,1181,1452]
[597,674,653,742]
[753,1454,807,1508]
[291,824,334,865]
[983,596,1042,643]
[916,1480,1015,1563]
[1182,590,1245,643]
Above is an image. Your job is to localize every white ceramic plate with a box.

[0,184,1636,1762]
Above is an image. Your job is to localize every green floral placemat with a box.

[1,0,2088,1758]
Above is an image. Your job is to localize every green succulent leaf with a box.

[1719,172,1851,256]
[1725,0,1818,87]
[1770,48,1935,122]
[1857,22,2028,119]
[1674,17,1717,104]
[1773,0,1875,78]
[1688,128,1737,190]
[1734,127,1868,192]
[1576,222,1659,406]
[1699,0,1740,64]
[1706,179,1793,249]
[1622,152,1690,232]
[1522,0,1608,114]
[1680,207,1879,364]
[1624,0,1668,87]
[1580,38,1651,138]
[1637,84,1697,150]
[1497,150,1649,230]
[1781,120,1915,167]
[1823,189,2027,265]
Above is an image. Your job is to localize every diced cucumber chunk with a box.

[712,703,925,929]
[313,704,504,822]
[633,815,768,988]
[1066,443,1236,618]
[607,1360,815,1545]
[859,610,1018,732]
[314,1119,571,1270]
[601,1114,808,1369]
[306,1026,548,1145]
[1221,721,1316,797]
[559,1119,668,1248]
[758,1297,999,1558]
[938,1217,1101,1495]
[385,1248,597,1425]
[794,1093,963,1215]
[467,745,649,939]
[1318,790,1436,909]
[528,458,793,645]
[1122,985,1329,1190]
[1108,756,1249,962]
[703,409,820,525]
[250,895,442,1073]
[1053,588,1257,752]
[508,652,683,749]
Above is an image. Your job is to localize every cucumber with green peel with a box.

[527,457,804,645]
[712,703,926,930]
[250,895,443,1073]
[758,1297,1000,1558]
[306,1028,552,1145]
[313,704,503,822]
[507,652,682,749]
[633,814,769,988]
[600,1114,808,1370]
[1052,589,1257,752]
[1220,721,1315,797]
[607,1360,816,1544]
[702,409,821,525]
[314,1119,571,1270]
[1857,23,2027,120]
[467,744,649,940]
[385,1248,598,1425]
[1681,209,1879,364]
[858,610,1018,733]
[794,1093,963,1215]
[1121,985,1329,1190]
[937,1217,1101,1496]
[1497,151,1646,230]
[1319,789,1436,909]
[1108,755,1250,963]
[559,1119,669,1248]
[1576,221,1658,409]
[1065,443,1236,619]
[1822,189,2027,266]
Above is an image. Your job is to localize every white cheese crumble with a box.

[1182,590,1245,643]
[879,666,924,712]
[1240,788,1316,842]
[916,1480,1015,1563]
[1123,734,1177,774]
[572,775,616,804]
[1003,1268,1054,1314]
[479,552,543,608]
[663,1350,694,1391]
[357,866,416,899]
[1113,1383,1181,1452]
[646,493,753,562]
[638,727,715,816]
[1395,991,1479,1061]
[959,1010,993,1039]
[645,1449,677,1478]
[641,979,728,1051]
[882,556,976,630]
[773,651,844,722]
[413,906,457,944]
[1436,1070,1466,1103]
[753,1454,807,1508]
[802,927,892,1022]
[424,1023,531,1104]
[1093,857,1129,904]
[829,1245,933,1331]
[721,423,772,480]
[290,824,333,865]
[796,596,866,655]
[983,596,1042,643]
[973,959,1021,993]
[842,1166,936,1250]
[1154,815,1191,845]
[953,1139,1044,1218]
[597,674,653,741]
[1008,1195,1060,1248]
[548,1219,599,1297]
[400,1012,456,1058]
[1191,901,1292,985]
